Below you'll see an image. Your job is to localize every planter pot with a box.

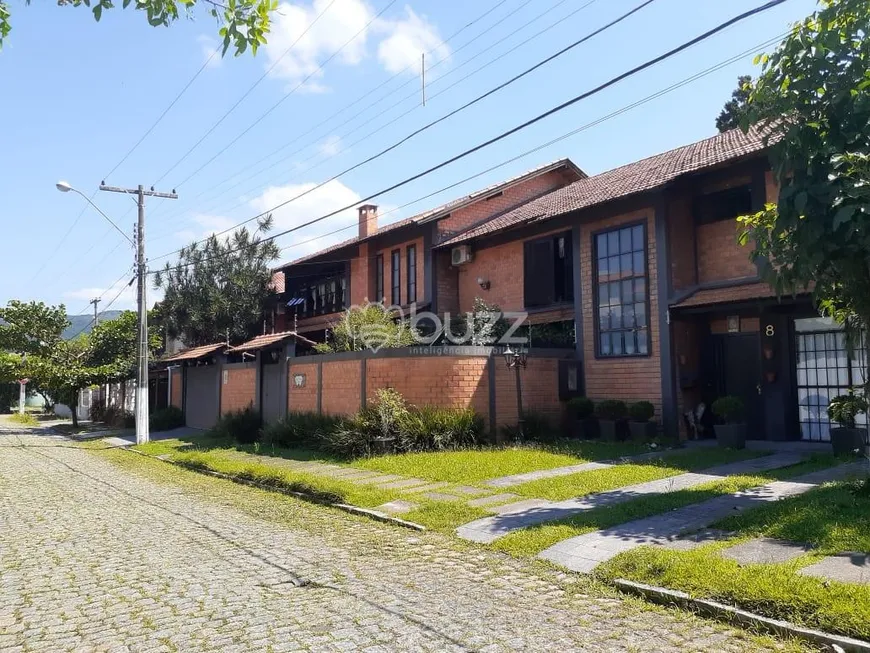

[830,427,866,457]
[629,420,657,442]
[580,417,600,439]
[714,423,746,449]
[599,419,628,442]
[371,436,396,455]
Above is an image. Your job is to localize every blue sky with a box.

[0,0,817,316]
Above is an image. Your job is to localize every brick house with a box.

[263,126,848,443]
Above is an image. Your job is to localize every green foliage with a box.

[0,300,68,357]
[827,391,868,429]
[212,405,261,444]
[8,412,37,426]
[1,0,277,56]
[316,304,419,353]
[501,411,555,443]
[398,405,484,452]
[149,405,184,432]
[628,401,655,423]
[712,396,745,424]
[566,396,594,419]
[154,217,280,347]
[715,74,752,132]
[596,399,627,420]
[260,411,344,448]
[739,0,870,363]
[89,311,160,380]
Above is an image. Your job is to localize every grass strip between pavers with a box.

[595,478,870,641]
[490,456,841,558]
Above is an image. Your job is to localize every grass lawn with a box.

[491,456,841,558]
[598,480,870,641]
[352,439,662,485]
[510,448,765,501]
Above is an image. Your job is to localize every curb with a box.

[612,578,870,652]
[123,448,427,532]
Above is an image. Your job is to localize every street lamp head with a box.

[55,181,73,193]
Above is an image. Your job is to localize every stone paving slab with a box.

[656,529,733,551]
[353,474,403,485]
[488,498,551,515]
[457,452,806,544]
[537,463,863,573]
[447,485,492,497]
[485,462,614,488]
[374,500,418,515]
[403,482,451,493]
[376,478,431,490]
[422,492,462,502]
[721,538,814,565]
[799,553,870,584]
[467,493,520,508]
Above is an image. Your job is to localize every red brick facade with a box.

[321,360,362,415]
[220,364,256,415]
[288,362,319,413]
[696,219,757,283]
[170,368,183,409]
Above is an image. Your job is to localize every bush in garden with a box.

[566,397,594,420]
[149,406,184,432]
[711,396,745,424]
[261,411,344,448]
[628,401,655,422]
[398,405,484,451]
[596,399,628,420]
[212,405,261,444]
[89,399,106,423]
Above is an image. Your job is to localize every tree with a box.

[0,0,276,56]
[315,304,420,353]
[154,216,281,347]
[716,75,753,132]
[0,300,68,357]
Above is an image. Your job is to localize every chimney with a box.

[358,204,378,240]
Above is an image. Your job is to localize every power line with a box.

[148,0,569,232]
[153,0,398,188]
[63,269,135,341]
[149,0,788,276]
[149,0,646,260]
[270,30,789,268]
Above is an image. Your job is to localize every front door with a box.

[261,356,284,424]
[715,333,763,439]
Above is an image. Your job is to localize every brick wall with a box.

[374,236,425,306]
[170,368,183,409]
[696,219,756,283]
[493,358,562,428]
[765,169,780,203]
[668,195,696,291]
[321,360,362,415]
[580,207,664,414]
[350,243,371,305]
[221,364,256,415]
[435,249,459,315]
[288,362,319,413]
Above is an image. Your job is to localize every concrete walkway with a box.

[538,462,863,573]
[457,452,806,544]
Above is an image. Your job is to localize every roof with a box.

[269,271,285,294]
[225,330,316,353]
[438,127,770,248]
[670,282,807,309]
[279,158,584,269]
[162,342,226,363]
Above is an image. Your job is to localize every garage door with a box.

[185,366,220,429]
[261,359,285,424]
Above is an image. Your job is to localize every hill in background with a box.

[63,311,123,340]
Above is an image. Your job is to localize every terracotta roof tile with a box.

[226,330,316,353]
[438,127,771,248]
[671,282,807,309]
[162,342,226,362]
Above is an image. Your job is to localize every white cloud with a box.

[174,213,238,243]
[317,134,342,157]
[376,7,448,75]
[64,284,137,312]
[197,35,222,68]
[263,0,448,87]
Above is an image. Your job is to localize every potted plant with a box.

[711,396,746,449]
[596,399,628,441]
[566,397,598,439]
[628,401,656,441]
[827,392,868,456]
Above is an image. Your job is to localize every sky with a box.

[0,0,818,316]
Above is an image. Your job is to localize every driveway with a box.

[0,428,788,652]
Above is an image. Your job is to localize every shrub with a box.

[89,399,106,423]
[261,411,344,448]
[320,413,376,456]
[711,396,745,424]
[315,304,419,353]
[399,405,484,451]
[566,397,594,419]
[596,399,627,420]
[96,405,134,428]
[828,392,868,428]
[9,412,37,426]
[628,401,655,423]
[150,406,184,432]
[212,405,261,444]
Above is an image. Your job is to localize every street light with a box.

[503,345,528,441]
[55,182,134,246]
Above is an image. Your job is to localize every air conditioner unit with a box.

[451,245,473,266]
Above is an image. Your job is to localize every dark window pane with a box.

[598,256,608,278]
[633,251,644,275]
[609,282,621,305]
[632,224,644,250]
[610,304,622,329]
[598,283,609,307]
[621,279,633,303]
[611,332,624,355]
[624,303,636,327]
[607,231,619,256]
[609,255,620,280]
[635,302,647,327]
[620,254,632,278]
[600,333,611,355]
[620,227,632,254]
[599,309,610,330]
[634,278,646,302]
[624,333,637,355]
[597,233,608,257]
[637,330,649,354]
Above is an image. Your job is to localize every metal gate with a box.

[261,358,284,424]
[184,366,220,430]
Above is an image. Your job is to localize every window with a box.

[523,231,573,308]
[375,253,384,303]
[390,249,401,305]
[406,245,417,304]
[286,273,347,318]
[694,185,752,223]
[594,223,649,357]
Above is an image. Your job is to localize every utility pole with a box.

[89,297,101,329]
[99,183,177,444]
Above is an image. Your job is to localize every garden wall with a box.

[287,347,574,433]
[221,362,257,415]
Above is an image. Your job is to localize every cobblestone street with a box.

[0,429,790,652]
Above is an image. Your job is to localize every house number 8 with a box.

[765,325,775,337]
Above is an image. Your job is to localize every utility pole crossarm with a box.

[99,184,178,200]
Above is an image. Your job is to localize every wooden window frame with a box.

[375,253,384,303]
[390,249,401,306]
[406,244,417,304]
